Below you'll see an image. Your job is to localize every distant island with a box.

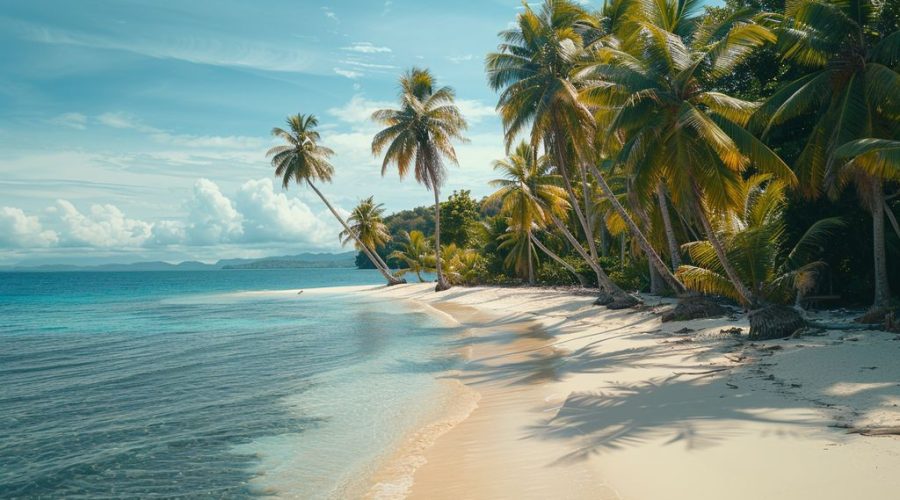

[1,252,358,272]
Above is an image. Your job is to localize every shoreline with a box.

[350,283,899,500]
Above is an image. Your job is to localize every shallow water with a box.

[0,269,456,498]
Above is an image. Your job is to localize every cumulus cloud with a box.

[0,179,341,254]
[0,207,58,248]
[233,179,334,244]
[185,179,244,245]
[48,200,152,248]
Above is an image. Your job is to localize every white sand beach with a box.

[355,283,900,500]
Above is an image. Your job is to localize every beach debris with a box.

[860,366,878,370]
[726,382,739,389]
[720,327,743,336]
[674,327,695,334]
[661,296,728,322]
[606,294,641,310]
[748,305,805,340]
[848,426,900,437]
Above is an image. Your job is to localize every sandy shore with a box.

[349,283,900,500]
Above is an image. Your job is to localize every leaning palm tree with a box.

[487,141,578,284]
[586,0,796,307]
[487,0,685,306]
[677,175,844,305]
[486,0,616,296]
[339,196,398,277]
[371,68,468,291]
[389,230,435,282]
[752,0,899,312]
[267,114,402,285]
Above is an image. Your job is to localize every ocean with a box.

[0,269,456,498]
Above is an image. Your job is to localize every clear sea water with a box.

[0,269,456,498]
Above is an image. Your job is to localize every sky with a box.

[0,0,540,265]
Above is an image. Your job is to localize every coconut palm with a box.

[677,176,844,305]
[486,0,617,297]
[339,196,397,276]
[389,230,435,282]
[487,141,572,284]
[266,114,402,286]
[752,0,899,311]
[486,0,687,305]
[371,68,468,291]
[585,0,796,307]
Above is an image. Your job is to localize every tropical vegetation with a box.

[267,0,899,333]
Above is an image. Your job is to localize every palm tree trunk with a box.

[369,246,393,276]
[599,222,609,257]
[547,210,620,293]
[884,199,900,241]
[309,181,402,286]
[531,233,587,286]
[527,226,535,285]
[691,185,755,307]
[872,181,891,310]
[587,163,687,294]
[549,129,601,265]
[433,187,450,291]
[416,270,425,282]
[559,156,601,263]
[657,183,682,270]
[649,260,664,294]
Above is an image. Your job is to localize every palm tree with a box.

[389,230,435,282]
[486,0,618,297]
[585,0,796,307]
[486,0,686,305]
[752,0,899,311]
[677,175,844,305]
[266,114,403,286]
[487,141,572,284]
[371,68,468,291]
[339,196,398,278]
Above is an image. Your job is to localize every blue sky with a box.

[0,0,532,264]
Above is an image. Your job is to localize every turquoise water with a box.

[0,270,457,498]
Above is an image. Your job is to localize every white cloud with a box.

[340,60,396,70]
[456,99,498,123]
[327,95,393,124]
[333,67,362,79]
[0,207,58,247]
[233,179,335,245]
[322,7,339,22]
[447,54,474,64]
[185,178,244,245]
[343,42,391,54]
[148,220,187,246]
[49,112,88,130]
[48,200,152,248]
[97,112,265,149]
[0,179,342,255]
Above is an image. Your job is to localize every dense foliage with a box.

[282,0,898,316]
